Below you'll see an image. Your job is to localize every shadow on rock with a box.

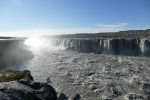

[0,70,57,100]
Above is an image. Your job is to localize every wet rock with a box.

[125,93,145,100]
[73,94,81,100]
[0,88,41,100]
[86,72,95,76]
[69,94,81,100]
[58,93,68,100]
[88,60,98,64]
[111,85,122,96]
[105,81,123,97]
[72,58,78,63]
[141,81,150,89]
[0,70,57,100]
[140,81,150,95]
[46,77,52,84]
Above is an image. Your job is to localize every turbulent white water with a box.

[25,37,150,56]
[22,37,150,99]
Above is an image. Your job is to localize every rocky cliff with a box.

[53,29,150,39]
[46,29,150,56]
[49,38,150,56]
[0,70,57,100]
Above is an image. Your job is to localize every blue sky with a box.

[0,0,150,36]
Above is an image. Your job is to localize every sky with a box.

[0,0,150,37]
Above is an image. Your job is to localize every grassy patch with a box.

[0,70,30,82]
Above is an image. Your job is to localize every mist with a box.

[0,38,34,70]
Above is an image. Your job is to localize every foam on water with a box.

[22,37,150,99]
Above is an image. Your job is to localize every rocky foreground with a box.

[0,70,57,100]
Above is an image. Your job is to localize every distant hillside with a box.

[0,37,26,41]
[52,29,150,39]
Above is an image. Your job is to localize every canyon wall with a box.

[53,29,150,39]
[46,29,150,56]
[48,38,150,56]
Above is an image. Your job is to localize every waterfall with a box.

[107,39,111,52]
[27,37,150,56]
[140,39,145,53]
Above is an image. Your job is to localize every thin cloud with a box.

[96,23,128,28]
[0,23,131,37]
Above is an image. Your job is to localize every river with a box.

[16,37,150,99]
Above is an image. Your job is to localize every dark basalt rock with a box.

[125,93,145,100]
[0,88,41,100]
[73,94,81,100]
[58,93,68,100]
[0,70,57,100]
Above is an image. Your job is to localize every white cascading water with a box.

[25,37,150,55]
[140,39,146,53]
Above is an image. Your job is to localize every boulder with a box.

[0,70,57,100]
[125,93,145,100]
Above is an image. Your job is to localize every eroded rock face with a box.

[43,38,150,56]
[0,70,57,100]
[41,29,150,55]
